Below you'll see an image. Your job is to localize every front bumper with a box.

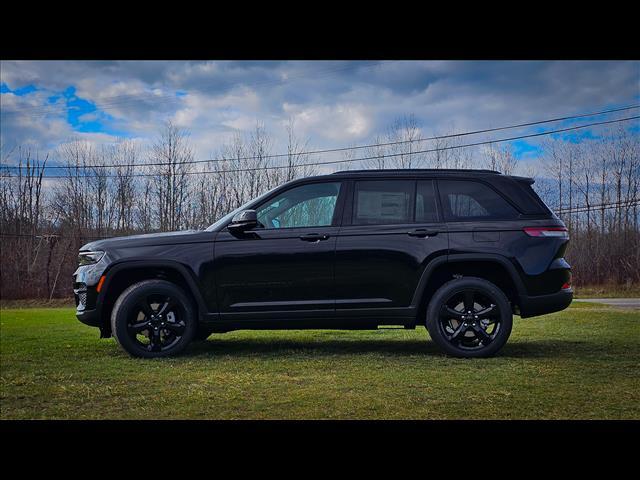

[76,307,102,327]
[518,288,573,318]
[74,280,102,327]
[73,267,102,328]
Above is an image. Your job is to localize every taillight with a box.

[523,227,569,238]
[561,282,571,290]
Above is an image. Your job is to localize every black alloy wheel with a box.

[426,277,513,358]
[127,293,186,352]
[438,289,501,350]
[111,280,196,358]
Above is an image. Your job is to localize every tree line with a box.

[0,116,638,300]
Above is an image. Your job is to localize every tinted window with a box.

[353,180,414,225]
[438,180,519,221]
[416,180,439,223]
[256,182,341,229]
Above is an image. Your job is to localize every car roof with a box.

[330,168,501,177]
[295,168,505,183]
[283,169,535,191]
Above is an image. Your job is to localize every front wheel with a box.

[426,277,513,358]
[111,280,197,358]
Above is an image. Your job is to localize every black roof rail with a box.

[331,168,502,175]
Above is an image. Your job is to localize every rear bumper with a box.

[518,288,573,318]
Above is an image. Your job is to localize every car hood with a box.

[80,230,214,251]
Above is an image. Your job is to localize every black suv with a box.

[74,169,572,358]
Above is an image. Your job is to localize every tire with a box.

[111,279,197,358]
[193,325,214,341]
[425,277,513,358]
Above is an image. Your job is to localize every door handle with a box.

[408,228,438,238]
[299,233,330,242]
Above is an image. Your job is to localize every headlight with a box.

[78,251,105,266]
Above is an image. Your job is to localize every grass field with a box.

[1,302,638,419]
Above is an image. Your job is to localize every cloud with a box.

[282,102,373,142]
[1,60,638,169]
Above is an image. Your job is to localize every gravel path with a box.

[575,298,640,309]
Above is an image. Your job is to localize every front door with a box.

[214,181,344,320]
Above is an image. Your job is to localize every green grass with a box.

[1,302,639,419]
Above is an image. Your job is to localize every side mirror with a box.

[228,210,258,232]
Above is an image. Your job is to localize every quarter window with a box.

[438,180,519,221]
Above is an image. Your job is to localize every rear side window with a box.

[438,180,519,221]
[353,180,414,225]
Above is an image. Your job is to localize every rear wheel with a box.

[111,280,196,358]
[426,277,512,358]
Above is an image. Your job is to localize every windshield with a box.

[204,186,280,232]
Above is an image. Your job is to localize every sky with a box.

[1,60,639,173]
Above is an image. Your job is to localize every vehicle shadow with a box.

[187,338,441,357]
[499,340,592,358]
[185,337,595,359]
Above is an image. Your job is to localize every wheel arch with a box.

[97,260,210,334]
[412,254,526,324]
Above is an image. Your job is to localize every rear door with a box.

[333,178,448,316]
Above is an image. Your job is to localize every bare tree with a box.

[113,140,138,233]
[484,143,517,175]
[0,146,49,298]
[387,114,424,168]
[149,121,194,231]
[284,117,315,180]
[364,135,388,170]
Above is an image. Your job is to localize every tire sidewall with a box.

[111,280,197,358]
[426,277,513,358]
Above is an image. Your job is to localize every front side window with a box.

[256,182,341,229]
[353,180,414,225]
[438,180,519,221]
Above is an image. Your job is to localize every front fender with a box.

[98,259,213,319]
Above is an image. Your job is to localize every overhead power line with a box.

[556,199,640,214]
[1,104,638,172]
[2,115,637,179]
[0,232,109,240]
